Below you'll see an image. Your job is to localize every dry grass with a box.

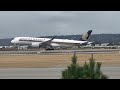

[0,53,120,68]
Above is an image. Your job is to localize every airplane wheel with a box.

[46,48,54,50]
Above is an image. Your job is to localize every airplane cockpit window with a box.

[19,38,25,41]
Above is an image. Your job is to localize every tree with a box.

[81,57,108,79]
[61,52,82,79]
[61,53,108,79]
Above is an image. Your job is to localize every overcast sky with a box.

[0,11,120,39]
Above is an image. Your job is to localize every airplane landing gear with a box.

[45,48,54,50]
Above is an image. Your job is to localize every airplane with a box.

[11,30,93,50]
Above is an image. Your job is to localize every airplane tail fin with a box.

[80,30,93,41]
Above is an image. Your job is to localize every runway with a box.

[0,67,119,79]
[0,49,119,55]
[0,49,119,79]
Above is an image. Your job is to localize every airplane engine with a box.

[31,43,41,48]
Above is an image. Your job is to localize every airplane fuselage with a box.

[11,30,93,49]
[11,37,88,48]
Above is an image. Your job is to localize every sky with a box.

[0,11,120,39]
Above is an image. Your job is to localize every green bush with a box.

[61,53,108,79]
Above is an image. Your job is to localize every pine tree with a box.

[62,52,82,79]
[82,57,108,79]
[61,53,108,79]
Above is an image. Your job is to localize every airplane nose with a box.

[11,40,13,43]
[11,40,14,43]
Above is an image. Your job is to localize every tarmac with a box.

[0,49,119,79]
[0,49,119,55]
[0,67,119,79]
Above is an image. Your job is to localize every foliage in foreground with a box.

[62,53,108,79]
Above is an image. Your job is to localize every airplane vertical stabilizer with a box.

[80,30,93,41]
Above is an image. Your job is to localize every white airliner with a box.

[11,30,93,50]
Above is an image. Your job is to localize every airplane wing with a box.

[39,36,56,49]
[80,41,94,45]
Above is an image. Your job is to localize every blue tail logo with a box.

[80,30,93,41]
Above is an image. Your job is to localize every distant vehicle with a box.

[11,30,93,50]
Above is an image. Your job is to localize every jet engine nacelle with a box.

[31,42,41,48]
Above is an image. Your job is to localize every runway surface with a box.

[0,67,119,79]
[0,49,119,55]
[0,49,120,79]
